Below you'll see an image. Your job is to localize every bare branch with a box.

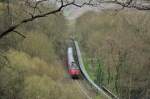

[71,0,98,7]
[1,0,150,39]
[24,0,46,14]
[22,8,34,18]
[13,30,26,38]
[0,0,75,38]
[97,0,150,10]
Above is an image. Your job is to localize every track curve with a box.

[74,40,119,99]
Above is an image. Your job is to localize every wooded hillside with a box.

[75,10,150,99]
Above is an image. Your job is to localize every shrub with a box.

[18,32,56,62]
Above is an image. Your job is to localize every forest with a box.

[0,0,150,99]
[0,0,88,99]
[75,10,150,99]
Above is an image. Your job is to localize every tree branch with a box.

[1,0,150,39]
[71,0,98,7]
[97,0,150,10]
[13,30,26,38]
[0,0,101,39]
[0,0,73,38]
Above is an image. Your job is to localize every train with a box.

[67,47,80,78]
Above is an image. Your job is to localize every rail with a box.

[74,40,119,99]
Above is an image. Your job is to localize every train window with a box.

[71,62,75,66]
[71,62,79,69]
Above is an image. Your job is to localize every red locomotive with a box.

[67,47,80,78]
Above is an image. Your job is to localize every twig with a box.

[13,30,26,38]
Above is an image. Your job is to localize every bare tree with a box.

[0,0,96,38]
[0,0,150,39]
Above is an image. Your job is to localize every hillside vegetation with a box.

[0,1,86,99]
[75,10,150,99]
[0,0,150,99]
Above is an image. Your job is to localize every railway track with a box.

[73,40,119,99]
[75,80,93,99]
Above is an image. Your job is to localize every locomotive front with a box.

[67,47,80,78]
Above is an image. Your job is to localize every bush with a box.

[4,49,85,99]
[23,75,60,99]
[6,49,63,79]
[18,32,56,62]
